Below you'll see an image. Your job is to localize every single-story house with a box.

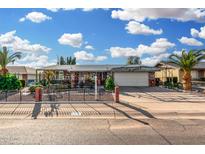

[155,61,205,84]
[7,66,36,84]
[37,64,158,87]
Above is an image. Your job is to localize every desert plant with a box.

[43,70,55,85]
[20,80,26,88]
[105,76,115,91]
[169,49,205,90]
[0,46,22,75]
[29,83,42,93]
[0,74,21,91]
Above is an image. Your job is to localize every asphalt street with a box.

[0,118,205,144]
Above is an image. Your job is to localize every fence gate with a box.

[42,87,114,103]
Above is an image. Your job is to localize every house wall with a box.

[155,68,180,82]
[155,68,205,83]
[27,74,36,80]
[191,70,199,80]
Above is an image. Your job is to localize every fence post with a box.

[5,91,7,102]
[35,87,42,102]
[20,90,22,102]
[114,86,120,103]
[83,88,85,102]
[67,89,69,102]
[95,75,98,100]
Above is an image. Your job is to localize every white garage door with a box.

[114,72,149,87]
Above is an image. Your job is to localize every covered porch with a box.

[36,67,112,88]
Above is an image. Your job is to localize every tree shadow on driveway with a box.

[104,103,149,125]
[117,101,156,119]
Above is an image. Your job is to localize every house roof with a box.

[155,62,178,69]
[155,61,205,69]
[7,66,36,74]
[193,62,205,69]
[111,65,159,72]
[40,65,123,72]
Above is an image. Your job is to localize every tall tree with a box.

[60,56,66,65]
[57,56,76,65]
[133,56,141,65]
[169,49,205,90]
[66,56,72,65]
[127,56,133,65]
[0,46,22,75]
[127,56,141,65]
[71,57,76,65]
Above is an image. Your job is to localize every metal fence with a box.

[0,87,114,103]
[42,87,114,102]
[0,90,35,103]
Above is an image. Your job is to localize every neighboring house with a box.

[155,62,205,84]
[7,66,36,84]
[37,65,158,87]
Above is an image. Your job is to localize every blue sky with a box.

[0,8,205,67]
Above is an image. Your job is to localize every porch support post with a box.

[95,74,98,100]
[36,69,38,83]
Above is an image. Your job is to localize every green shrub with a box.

[105,76,115,91]
[164,81,182,89]
[29,84,42,93]
[0,74,21,91]
[20,80,26,87]
[40,79,48,87]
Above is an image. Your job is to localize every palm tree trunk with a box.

[1,67,8,75]
[182,71,192,90]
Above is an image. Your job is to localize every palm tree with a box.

[43,70,55,85]
[169,49,205,90]
[0,46,22,75]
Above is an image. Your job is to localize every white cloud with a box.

[111,8,205,22]
[13,53,56,68]
[19,12,52,23]
[74,51,107,62]
[172,50,183,56]
[46,8,60,12]
[47,8,96,12]
[82,8,95,12]
[110,47,137,58]
[0,30,51,53]
[191,26,205,39]
[85,45,94,50]
[58,33,83,48]
[0,31,16,46]
[109,38,175,58]
[0,31,53,68]
[19,17,26,22]
[142,53,170,66]
[178,37,203,46]
[125,21,163,35]
[47,8,76,12]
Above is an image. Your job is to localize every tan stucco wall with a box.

[155,68,205,83]
[155,68,181,82]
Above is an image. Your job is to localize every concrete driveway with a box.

[120,87,205,119]
[120,86,205,103]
